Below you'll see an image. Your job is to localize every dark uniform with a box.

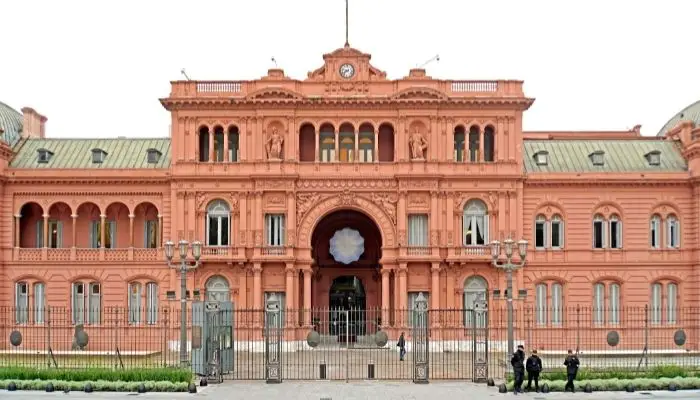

[525,351,543,392]
[563,351,580,392]
[510,346,525,394]
[397,333,406,361]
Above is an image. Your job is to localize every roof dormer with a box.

[146,148,162,164]
[644,150,661,166]
[533,150,549,166]
[91,148,107,164]
[37,148,54,164]
[589,150,605,166]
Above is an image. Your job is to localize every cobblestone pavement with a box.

[3,383,700,399]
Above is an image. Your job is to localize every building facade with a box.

[2,45,700,350]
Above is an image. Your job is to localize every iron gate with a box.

[191,300,233,383]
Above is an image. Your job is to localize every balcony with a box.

[528,248,692,265]
[445,245,492,263]
[259,246,290,259]
[14,247,164,263]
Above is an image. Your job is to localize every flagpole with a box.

[345,0,349,46]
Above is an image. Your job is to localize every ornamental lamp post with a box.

[490,238,528,358]
[165,239,202,368]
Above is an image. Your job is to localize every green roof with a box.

[523,139,687,173]
[10,138,171,169]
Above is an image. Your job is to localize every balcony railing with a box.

[15,247,164,263]
[261,246,287,256]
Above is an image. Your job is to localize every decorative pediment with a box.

[245,87,303,102]
[391,87,449,101]
[306,45,387,81]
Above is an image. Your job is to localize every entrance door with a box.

[328,276,366,337]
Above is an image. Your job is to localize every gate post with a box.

[265,293,282,384]
[412,292,429,384]
[472,300,488,382]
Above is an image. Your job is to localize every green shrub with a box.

[0,367,192,383]
[0,379,189,392]
[505,376,700,392]
[506,365,700,382]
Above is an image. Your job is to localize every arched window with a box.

[650,215,661,248]
[72,281,101,325]
[454,126,465,162]
[592,214,605,249]
[534,214,547,249]
[127,281,158,325]
[483,125,495,162]
[463,276,488,328]
[609,214,622,249]
[205,275,230,302]
[15,281,28,324]
[228,126,240,162]
[128,282,142,324]
[535,281,563,326]
[593,281,620,325]
[468,125,480,162]
[551,215,564,248]
[146,282,159,324]
[666,215,680,248]
[463,200,488,246]
[206,200,230,246]
[198,126,210,162]
[651,281,678,325]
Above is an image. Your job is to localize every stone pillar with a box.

[128,214,135,247]
[99,214,106,249]
[398,263,408,327]
[42,214,49,248]
[285,263,295,327]
[397,191,407,242]
[286,191,296,245]
[303,269,312,326]
[14,215,20,247]
[381,268,391,327]
[354,130,359,162]
[208,130,214,162]
[314,127,320,162]
[373,132,379,163]
[71,214,77,248]
[334,129,339,162]
[223,129,230,162]
[255,192,263,246]
[287,117,296,162]
[158,215,163,247]
[253,263,262,326]
[431,262,441,317]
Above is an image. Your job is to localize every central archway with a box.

[310,209,382,311]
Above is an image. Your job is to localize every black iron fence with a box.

[1,305,698,381]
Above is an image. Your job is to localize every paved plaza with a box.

[2,382,700,399]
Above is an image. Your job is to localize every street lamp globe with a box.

[517,239,528,260]
[191,240,203,260]
[490,240,501,259]
[178,240,189,259]
[503,238,514,258]
[164,241,175,261]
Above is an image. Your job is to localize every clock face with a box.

[339,63,355,79]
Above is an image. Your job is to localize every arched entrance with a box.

[310,209,383,336]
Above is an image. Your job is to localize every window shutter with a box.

[36,219,44,248]
[280,215,285,245]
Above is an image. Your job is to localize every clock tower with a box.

[306,44,388,83]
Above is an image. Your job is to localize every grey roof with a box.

[10,138,171,169]
[657,99,700,136]
[524,139,687,173]
[0,101,22,146]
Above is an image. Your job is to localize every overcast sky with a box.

[1,0,698,138]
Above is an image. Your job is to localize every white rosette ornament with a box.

[329,228,365,264]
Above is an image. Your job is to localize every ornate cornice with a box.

[525,179,690,187]
[13,191,164,197]
[8,178,169,185]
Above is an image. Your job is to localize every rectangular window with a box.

[207,215,230,246]
[48,220,63,248]
[534,218,546,249]
[128,283,142,324]
[650,218,659,248]
[609,220,621,249]
[89,221,116,248]
[593,283,605,325]
[144,220,158,248]
[551,218,562,248]
[265,214,285,247]
[593,220,604,249]
[667,219,679,248]
[34,283,46,324]
[408,292,430,328]
[651,283,662,325]
[35,219,44,248]
[72,282,85,324]
[407,214,429,247]
[667,283,677,324]
[608,283,620,324]
[146,282,158,325]
[551,283,563,325]
[88,283,101,324]
[15,282,28,324]
[535,284,547,326]
[264,292,286,329]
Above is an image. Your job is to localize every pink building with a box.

[1,46,699,361]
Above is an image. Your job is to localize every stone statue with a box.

[265,127,284,160]
[409,128,428,160]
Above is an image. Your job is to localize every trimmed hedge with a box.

[505,376,700,392]
[507,365,700,382]
[0,367,192,383]
[0,379,189,392]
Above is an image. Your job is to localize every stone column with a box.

[14,215,21,247]
[253,263,262,308]
[381,268,391,327]
[223,129,230,162]
[287,117,296,162]
[42,214,49,248]
[285,263,295,327]
[314,127,320,162]
[479,129,485,162]
[303,269,312,326]
[157,215,163,247]
[334,129,339,162]
[99,214,106,249]
[354,130,359,162]
[397,191,407,241]
[128,214,135,247]
[373,132,379,163]
[71,214,77,248]
[208,130,214,162]
[398,263,408,327]
[431,262,441,312]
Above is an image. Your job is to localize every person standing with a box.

[510,344,526,394]
[397,332,406,361]
[563,349,580,393]
[525,349,543,392]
